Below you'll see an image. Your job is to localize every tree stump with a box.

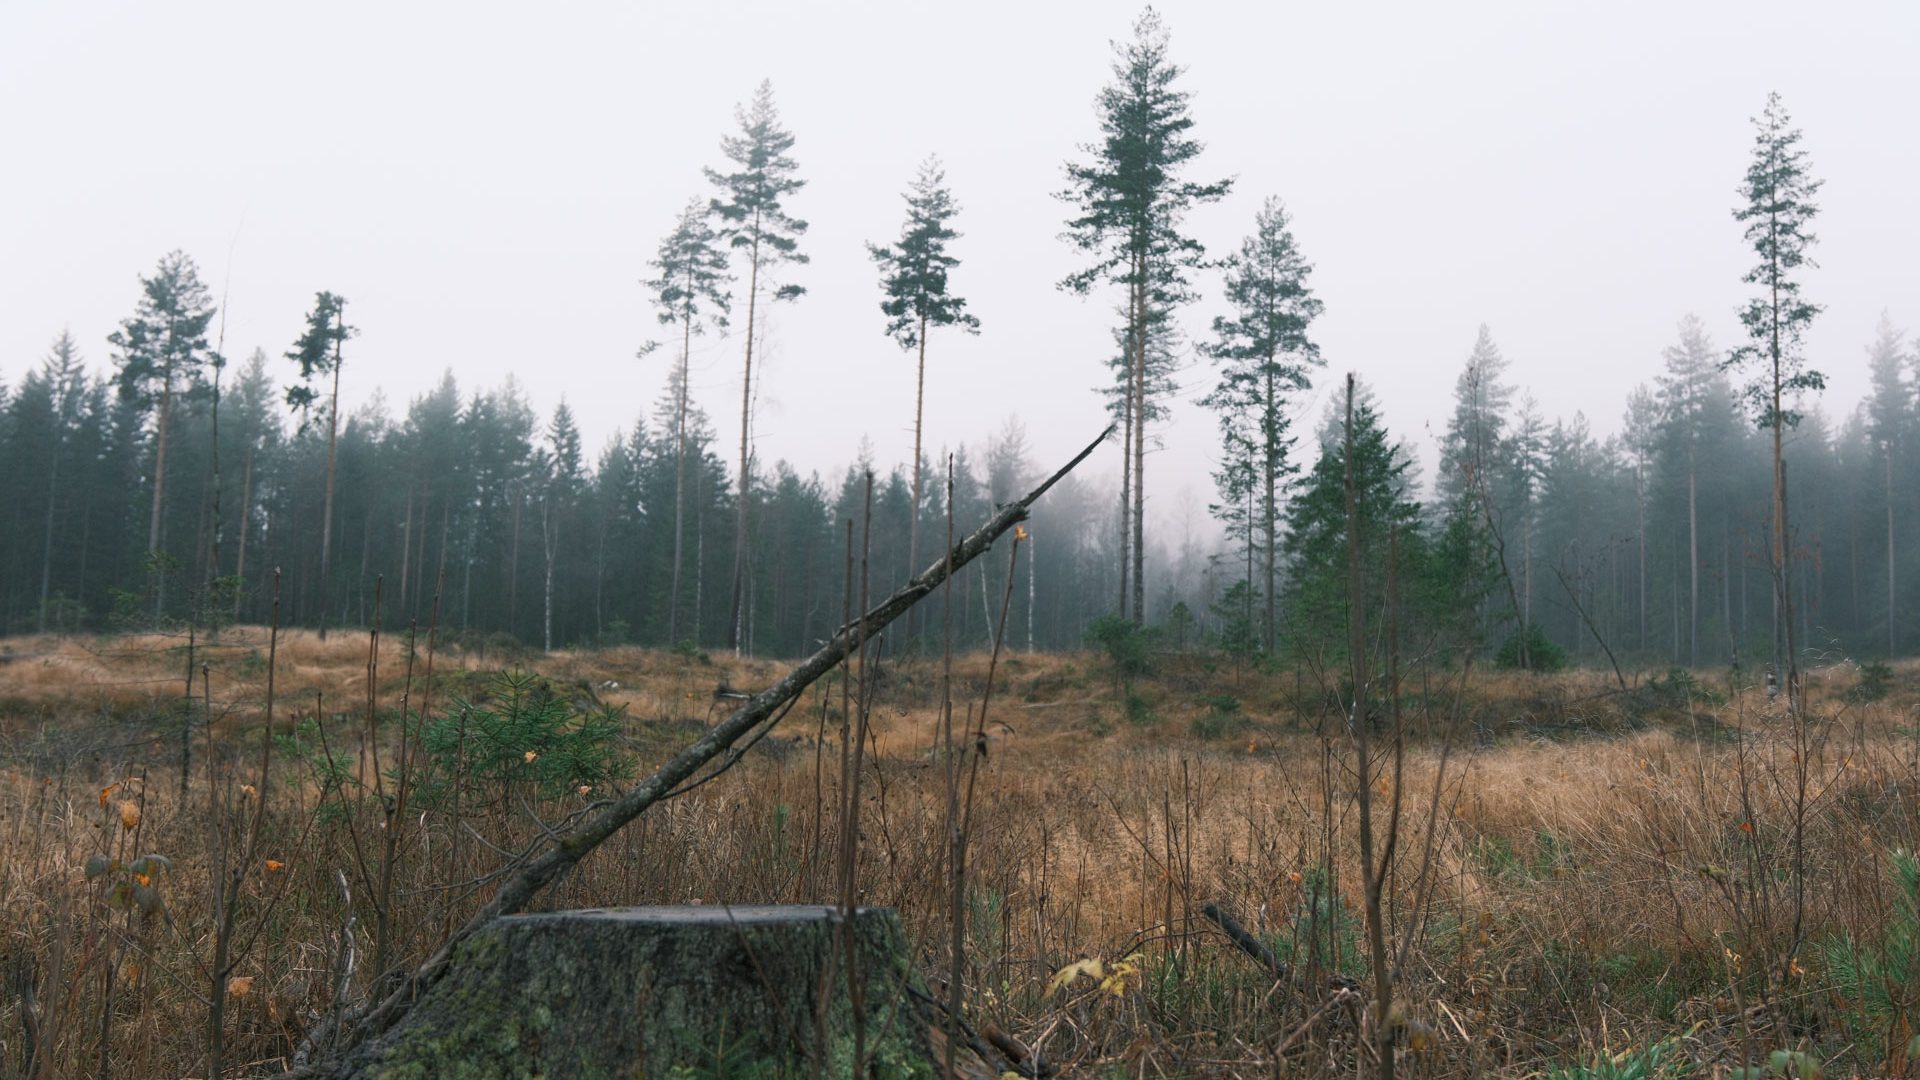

[329,905,944,1079]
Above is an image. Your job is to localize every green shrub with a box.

[1190,693,1244,740]
[418,670,634,807]
[1198,693,1240,714]
[1087,615,1153,681]
[1818,848,1920,1049]
[1847,660,1894,703]
[1124,690,1156,727]
[1495,623,1567,672]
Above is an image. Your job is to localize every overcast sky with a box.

[5,1,1917,537]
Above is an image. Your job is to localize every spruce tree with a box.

[869,157,979,612]
[1202,196,1323,651]
[1654,315,1731,666]
[109,250,217,616]
[226,350,277,620]
[1282,381,1420,657]
[1438,326,1525,657]
[1725,91,1823,712]
[1058,7,1230,624]
[707,79,808,653]
[29,332,87,631]
[648,197,731,645]
[539,401,585,652]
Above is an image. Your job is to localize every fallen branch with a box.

[286,423,1115,1076]
[1201,902,1287,979]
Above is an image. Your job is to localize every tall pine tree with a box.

[1725,91,1823,712]
[648,197,731,645]
[707,80,808,654]
[1202,196,1323,651]
[285,291,354,635]
[869,156,979,614]
[1058,7,1230,624]
[109,250,217,617]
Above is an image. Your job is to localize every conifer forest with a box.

[4,6,1920,1079]
[3,53,1917,670]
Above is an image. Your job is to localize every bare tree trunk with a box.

[542,493,557,653]
[669,305,693,645]
[908,312,928,645]
[729,223,764,655]
[436,507,451,629]
[1637,468,1647,653]
[1121,270,1136,622]
[1117,320,1133,619]
[509,485,522,638]
[37,424,62,633]
[1262,368,1278,653]
[1688,446,1699,668]
[318,313,344,640]
[234,448,254,621]
[1772,294,1800,715]
[1672,534,1681,666]
[695,462,706,644]
[1523,511,1533,628]
[1890,444,1898,657]
[151,368,174,616]
[207,358,224,621]
[459,521,475,633]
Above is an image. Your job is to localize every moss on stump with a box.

[334,905,938,1080]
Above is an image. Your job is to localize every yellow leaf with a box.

[577,785,593,796]
[227,975,253,998]
[240,784,258,800]
[1099,953,1144,997]
[523,750,538,764]
[99,782,118,808]
[1046,958,1104,996]
[265,860,285,873]
[117,800,141,830]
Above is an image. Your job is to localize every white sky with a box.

[5,1,1918,537]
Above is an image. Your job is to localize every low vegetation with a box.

[2,628,1916,1077]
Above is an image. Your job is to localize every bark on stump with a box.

[327,905,939,1079]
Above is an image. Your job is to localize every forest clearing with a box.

[7,2,1920,1076]
[1,624,1916,1077]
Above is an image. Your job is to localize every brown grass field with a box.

[1,627,1917,1078]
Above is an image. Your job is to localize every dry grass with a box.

[2,629,1917,1077]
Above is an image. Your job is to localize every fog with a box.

[5,1,1918,531]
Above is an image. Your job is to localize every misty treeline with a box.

[1,11,1915,669]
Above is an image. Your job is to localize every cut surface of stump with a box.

[328,905,938,1079]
